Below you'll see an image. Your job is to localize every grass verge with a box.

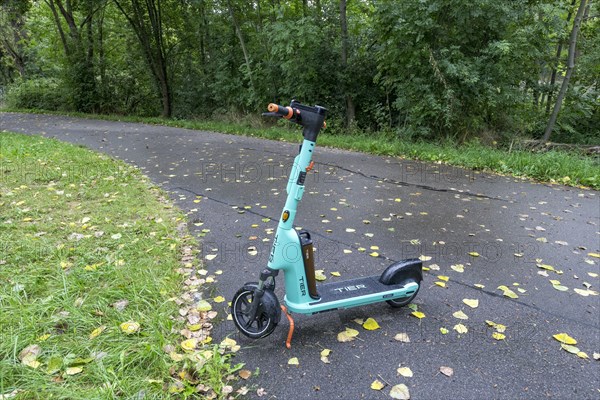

[0,132,241,399]
[3,107,599,190]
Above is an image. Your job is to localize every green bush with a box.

[5,77,72,111]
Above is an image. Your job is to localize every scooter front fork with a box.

[246,268,279,321]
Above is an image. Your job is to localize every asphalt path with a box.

[1,112,599,399]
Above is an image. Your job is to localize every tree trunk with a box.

[545,0,577,115]
[542,0,587,142]
[227,0,255,92]
[113,0,172,117]
[340,0,355,126]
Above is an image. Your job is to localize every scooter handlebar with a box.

[267,103,295,119]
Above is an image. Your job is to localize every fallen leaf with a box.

[397,367,413,377]
[419,255,432,261]
[205,254,217,261]
[560,344,580,354]
[577,351,589,359]
[440,366,454,377]
[213,296,225,303]
[389,384,410,400]
[239,370,252,380]
[120,321,140,334]
[453,323,468,334]
[345,228,356,233]
[435,281,446,288]
[330,271,341,277]
[468,252,480,257]
[592,352,600,360]
[552,284,569,292]
[315,270,327,281]
[440,327,449,334]
[320,348,331,364]
[411,311,425,319]
[363,317,380,330]
[452,310,468,320]
[394,333,410,343]
[181,338,198,351]
[451,264,464,273]
[65,367,83,375]
[553,333,577,345]
[474,284,485,289]
[196,300,212,312]
[492,332,505,340]
[588,253,600,258]
[370,380,385,391]
[337,328,359,342]
[462,299,479,308]
[437,275,449,282]
[46,356,62,375]
[288,357,299,366]
[369,252,379,257]
[89,326,106,339]
[19,344,41,369]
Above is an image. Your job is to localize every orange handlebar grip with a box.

[268,103,278,112]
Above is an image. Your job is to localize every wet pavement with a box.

[2,112,599,399]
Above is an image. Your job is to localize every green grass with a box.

[2,107,599,189]
[0,133,239,399]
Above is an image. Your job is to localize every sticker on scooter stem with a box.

[282,210,290,222]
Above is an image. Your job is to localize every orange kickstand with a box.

[280,305,295,349]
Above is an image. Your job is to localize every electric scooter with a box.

[231,100,423,347]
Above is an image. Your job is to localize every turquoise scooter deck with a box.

[284,275,419,314]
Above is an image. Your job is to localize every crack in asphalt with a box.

[241,146,507,202]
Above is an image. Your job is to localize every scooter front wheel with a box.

[231,282,280,339]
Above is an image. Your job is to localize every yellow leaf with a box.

[419,255,432,261]
[65,367,83,375]
[288,357,299,366]
[205,254,217,261]
[560,343,580,354]
[389,384,410,400]
[219,337,237,349]
[370,380,385,391]
[451,264,464,273]
[468,252,480,257]
[180,338,197,351]
[320,348,332,364]
[397,367,413,377]
[394,198,401,202]
[337,328,360,342]
[435,281,446,288]
[89,325,106,339]
[474,284,485,289]
[537,263,555,271]
[411,311,425,319]
[588,253,600,258]
[330,271,341,277]
[453,323,468,334]
[440,327,449,334]
[213,296,225,303]
[315,270,327,281]
[576,351,589,359]
[37,334,51,342]
[196,300,212,312]
[438,275,449,282]
[452,310,468,320]
[363,317,380,330]
[369,252,379,257]
[462,299,479,308]
[492,332,505,340]
[343,249,352,254]
[370,245,380,250]
[552,284,569,292]
[119,321,140,334]
[553,333,577,345]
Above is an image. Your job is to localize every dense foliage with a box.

[1,0,598,143]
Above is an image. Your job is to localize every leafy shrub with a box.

[5,77,72,111]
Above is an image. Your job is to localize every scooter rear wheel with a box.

[231,283,280,339]
[386,279,420,308]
